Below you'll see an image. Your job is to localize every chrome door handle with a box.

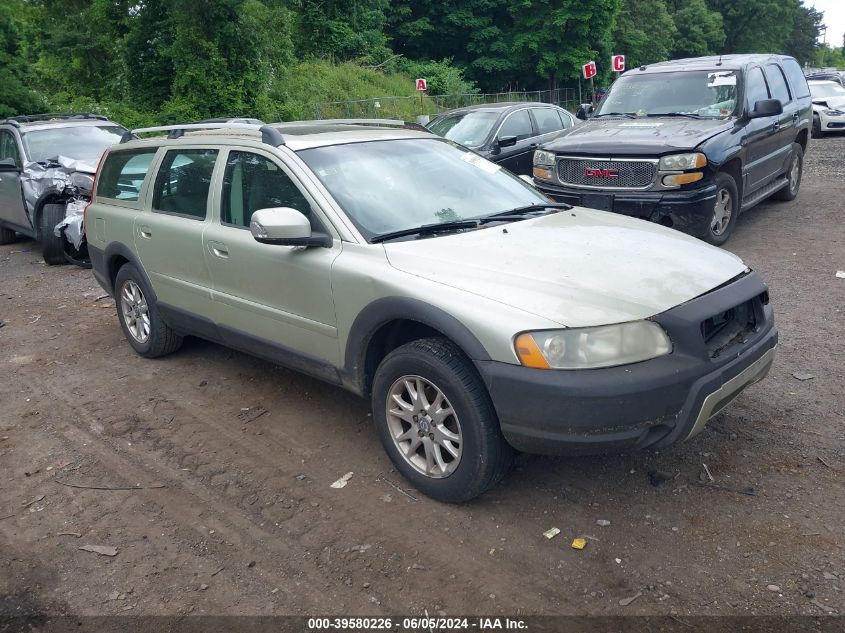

[138,226,152,239]
[207,242,229,258]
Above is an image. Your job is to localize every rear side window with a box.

[557,110,573,129]
[532,108,563,134]
[764,64,791,104]
[781,59,811,98]
[152,149,218,220]
[96,149,157,201]
[0,131,21,167]
[745,67,770,107]
[498,109,533,140]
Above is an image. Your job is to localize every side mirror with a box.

[747,98,783,119]
[0,158,19,171]
[576,104,594,120]
[249,207,331,247]
[497,135,518,148]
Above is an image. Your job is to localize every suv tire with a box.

[371,337,513,503]
[40,203,68,265]
[115,263,183,358]
[703,172,740,246]
[773,143,803,202]
[0,225,15,245]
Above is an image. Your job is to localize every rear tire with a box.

[772,143,803,202]
[39,203,68,265]
[702,172,739,246]
[114,263,183,358]
[371,337,513,503]
[0,225,14,245]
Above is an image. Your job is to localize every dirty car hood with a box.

[383,209,747,327]
[542,117,734,155]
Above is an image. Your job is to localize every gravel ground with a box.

[0,135,843,619]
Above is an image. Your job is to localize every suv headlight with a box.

[658,152,707,171]
[533,150,556,180]
[514,321,672,369]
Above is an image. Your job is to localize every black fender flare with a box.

[343,296,491,395]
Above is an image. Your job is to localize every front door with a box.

[742,66,783,197]
[133,147,219,320]
[0,130,31,231]
[203,149,342,365]
[492,109,537,175]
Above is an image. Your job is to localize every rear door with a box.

[202,148,342,365]
[133,147,219,320]
[491,108,537,175]
[0,130,31,231]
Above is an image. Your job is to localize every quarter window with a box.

[557,110,573,129]
[764,64,791,104]
[97,149,157,201]
[497,109,533,141]
[0,131,20,167]
[221,151,316,229]
[532,108,564,134]
[745,67,770,108]
[152,149,218,220]
[781,59,811,98]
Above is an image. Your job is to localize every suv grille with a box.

[556,157,656,188]
[701,299,757,359]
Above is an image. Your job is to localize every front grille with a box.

[701,299,757,359]
[556,157,656,188]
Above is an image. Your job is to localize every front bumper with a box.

[820,111,845,131]
[534,180,717,239]
[476,272,777,455]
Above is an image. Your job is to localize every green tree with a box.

[706,0,794,53]
[296,0,390,63]
[669,0,725,58]
[612,0,677,68]
[0,0,43,116]
[784,4,822,65]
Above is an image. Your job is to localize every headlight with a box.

[514,321,672,369]
[533,150,556,166]
[824,109,845,116]
[658,153,707,171]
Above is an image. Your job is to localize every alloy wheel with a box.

[789,154,800,193]
[711,188,733,236]
[120,280,151,344]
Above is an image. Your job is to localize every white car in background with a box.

[809,79,845,138]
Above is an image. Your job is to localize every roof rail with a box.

[1,112,110,124]
[122,122,286,146]
[283,118,429,132]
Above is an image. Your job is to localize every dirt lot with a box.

[1,137,843,620]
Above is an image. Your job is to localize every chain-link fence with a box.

[313,88,583,121]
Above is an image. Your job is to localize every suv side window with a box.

[152,149,218,220]
[221,151,319,230]
[556,109,573,129]
[532,108,563,135]
[745,67,770,108]
[97,149,157,201]
[498,109,534,141]
[0,131,21,167]
[764,64,791,104]
[781,59,811,98]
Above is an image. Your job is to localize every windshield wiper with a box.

[646,112,702,119]
[482,202,572,220]
[594,112,637,119]
[370,220,480,243]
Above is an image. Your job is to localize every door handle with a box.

[138,226,152,239]
[772,121,780,131]
[207,241,229,258]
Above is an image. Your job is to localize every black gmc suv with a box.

[533,55,812,244]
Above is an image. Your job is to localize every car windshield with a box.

[427,111,499,147]
[298,138,549,241]
[810,82,845,99]
[597,70,739,118]
[21,125,126,163]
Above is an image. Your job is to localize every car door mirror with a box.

[576,104,594,120]
[0,158,19,171]
[249,207,331,247]
[497,135,518,148]
[748,98,783,119]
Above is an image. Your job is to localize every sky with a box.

[806,0,845,46]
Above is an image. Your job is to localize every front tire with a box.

[0,225,15,245]
[114,263,183,358]
[39,203,68,265]
[811,114,823,139]
[371,338,513,503]
[703,172,739,246]
[773,143,803,202]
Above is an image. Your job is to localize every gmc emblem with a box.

[585,168,619,178]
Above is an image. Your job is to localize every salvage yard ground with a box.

[0,137,843,618]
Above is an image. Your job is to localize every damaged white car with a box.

[0,113,127,265]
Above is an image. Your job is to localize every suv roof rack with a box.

[122,122,285,147]
[1,112,110,126]
[285,118,428,132]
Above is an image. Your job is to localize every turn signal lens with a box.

[514,333,551,369]
[533,166,553,181]
[662,172,704,186]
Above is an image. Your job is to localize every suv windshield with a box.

[298,138,549,241]
[597,70,739,118]
[427,111,499,147]
[810,82,845,99]
[22,125,126,163]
